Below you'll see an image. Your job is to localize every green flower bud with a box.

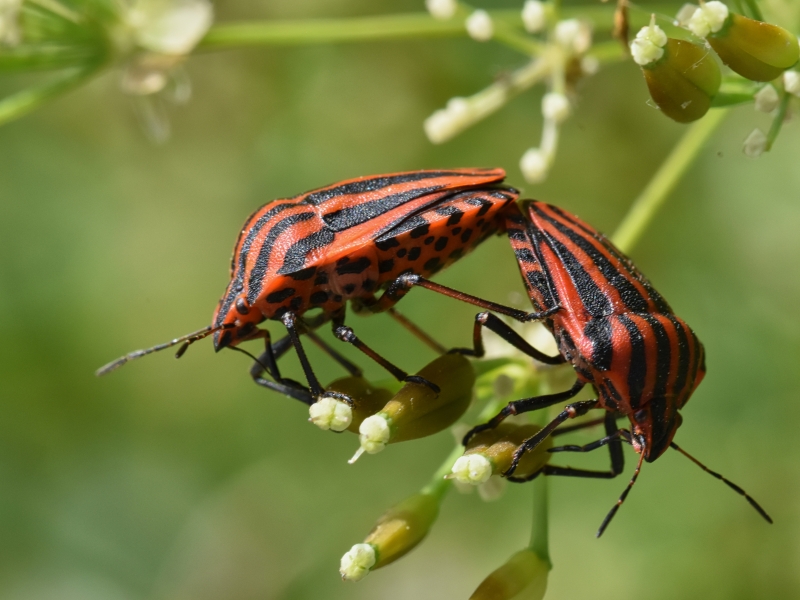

[690,5,800,82]
[311,376,394,432]
[469,548,549,600]
[640,37,721,123]
[350,353,475,461]
[454,422,553,482]
[340,492,439,581]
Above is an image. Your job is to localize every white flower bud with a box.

[541,92,570,123]
[522,0,547,33]
[687,1,729,38]
[451,454,493,485]
[466,10,494,42]
[554,19,592,54]
[743,128,767,158]
[630,18,668,66]
[308,397,352,432]
[426,0,457,20]
[350,414,391,462]
[128,0,214,55]
[674,3,697,28]
[580,55,600,75]
[783,71,800,97]
[340,543,376,582]
[754,85,779,113]
[520,148,550,184]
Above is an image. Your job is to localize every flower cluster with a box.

[631,2,799,156]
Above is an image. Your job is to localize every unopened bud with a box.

[341,492,439,580]
[754,84,779,113]
[686,1,728,38]
[340,543,375,582]
[426,0,457,20]
[349,354,475,461]
[705,13,800,82]
[315,376,393,433]
[520,148,550,183]
[469,548,549,600]
[743,128,767,157]
[466,10,494,42]
[630,17,667,66]
[639,38,721,122]
[459,422,553,481]
[784,71,800,97]
[541,92,570,123]
[553,19,592,54]
[522,1,547,34]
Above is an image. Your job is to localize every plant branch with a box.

[611,109,728,253]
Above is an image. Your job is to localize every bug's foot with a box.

[403,375,440,394]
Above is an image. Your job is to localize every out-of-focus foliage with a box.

[1,1,799,599]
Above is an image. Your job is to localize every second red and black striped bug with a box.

[97,168,530,406]
[455,200,772,535]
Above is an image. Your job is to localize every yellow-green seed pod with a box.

[469,548,549,600]
[708,14,800,82]
[351,353,475,460]
[340,492,439,581]
[453,422,553,484]
[309,377,394,432]
[642,38,721,123]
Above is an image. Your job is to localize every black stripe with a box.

[515,248,537,264]
[584,317,613,371]
[335,257,371,275]
[247,212,316,303]
[534,207,650,313]
[618,315,647,409]
[303,171,478,206]
[215,202,297,328]
[323,186,443,232]
[543,234,613,318]
[664,315,690,400]
[277,227,337,277]
[643,315,672,397]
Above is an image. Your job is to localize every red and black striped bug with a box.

[458,200,772,535]
[97,169,525,405]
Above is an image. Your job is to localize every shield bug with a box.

[97,169,520,404]
[460,200,771,535]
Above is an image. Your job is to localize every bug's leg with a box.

[375,272,559,322]
[300,325,363,377]
[387,307,447,354]
[281,311,326,398]
[331,310,441,394]
[463,380,586,444]
[245,328,314,404]
[452,311,566,365]
[503,398,600,476]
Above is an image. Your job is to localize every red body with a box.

[505,201,706,461]
[213,169,517,349]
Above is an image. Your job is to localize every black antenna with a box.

[670,442,772,524]
[96,323,234,376]
[597,450,645,538]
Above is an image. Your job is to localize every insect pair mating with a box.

[97,168,771,535]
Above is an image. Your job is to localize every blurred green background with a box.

[1,1,799,599]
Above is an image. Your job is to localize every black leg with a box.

[463,380,586,444]
[504,399,599,476]
[244,328,315,405]
[332,321,441,394]
[548,413,626,477]
[282,311,325,398]
[374,272,558,322]
[452,311,566,365]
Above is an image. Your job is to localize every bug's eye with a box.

[235,298,250,315]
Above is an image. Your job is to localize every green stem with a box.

[611,108,728,254]
[0,65,99,127]
[421,444,464,501]
[529,476,551,567]
[765,89,790,152]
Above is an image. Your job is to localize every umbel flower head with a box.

[686,2,799,82]
[631,16,721,123]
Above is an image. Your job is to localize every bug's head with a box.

[211,286,261,351]
[631,400,683,462]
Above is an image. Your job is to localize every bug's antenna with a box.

[597,449,645,538]
[670,442,772,524]
[96,324,234,376]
